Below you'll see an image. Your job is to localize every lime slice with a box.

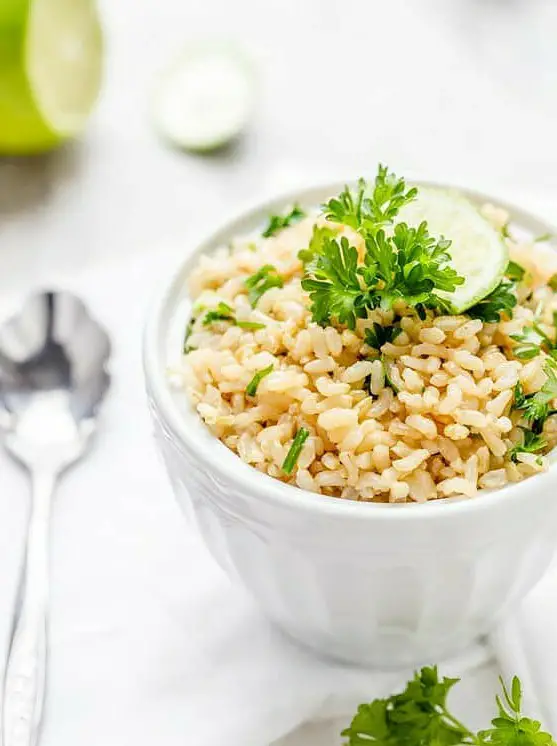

[398,187,508,313]
[152,43,255,152]
[0,0,103,154]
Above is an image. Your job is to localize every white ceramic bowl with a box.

[143,181,557,667]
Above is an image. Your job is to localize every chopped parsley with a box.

[382,356,400,393]
[508,429,547,463]
[203,302,265,331]
[535,232,553,243]
[511,319,557,360]
[245,265,284,307]
[364,322,402,350]
[245,364,273,396]
[183,317,195,353]
[514,358,557,431]
[467,280,517,323]
[549,274,557,292]
[505,259,526,282]
[282,427,310,474]
[262,205,305,238]
[298,166,464,329]
[202,302,235,326]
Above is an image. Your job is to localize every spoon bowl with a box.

[0,291,110,469]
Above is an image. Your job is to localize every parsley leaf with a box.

[364,323,402,350]
[245,364,273,396]
[342,669,556,746]
[183,317,195,353]
[282,428,309,474]
[508,429,547,463]
[236,320,266,330]
[342,666,471,746]
[203,302,265,331]
[478,676,555,746]
[262,205,305,237]
[549,274,557,292]
[467,281,517,323]
[505,260,526,282]
[363,222,463,309]
[245,265,284,307]
[202,302,235,326]
[510,325,548,360]
[515,358,557,430]
[323,165,417,231]
[300,233,365,329]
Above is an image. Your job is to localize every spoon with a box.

[0,291,110,746]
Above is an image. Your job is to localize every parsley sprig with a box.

[342,667,555,746]
[262,205,305,238]
[299,165,464,328]
[323,166,417,232]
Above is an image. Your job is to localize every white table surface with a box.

[1,0,557,743]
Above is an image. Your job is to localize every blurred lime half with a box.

[0,0,103,154]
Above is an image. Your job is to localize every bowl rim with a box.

[143,177,557,522]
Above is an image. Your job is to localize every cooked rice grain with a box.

[177,209,557,502]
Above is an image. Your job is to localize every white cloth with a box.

[0,237,556,746]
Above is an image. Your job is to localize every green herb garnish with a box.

[509,429,547,463]
[245,265,284,307]
[282,427,310,474]
[505,260,526,282]
[467,281,517,323]
[183,317,195,353]
[245,364,273,396]
[299,166,464,329]
[382,356,400,393]
[364,323,402,350]
[237,321,265,330]
[203,303,265,331]
[202,302,235,326]
[535,232,553,243]
[323,166,418,231]
[549,274,557,292]
[515,358,557,431]
[342,667,555,746]
[510,318,557,360]
[262,205,305,238]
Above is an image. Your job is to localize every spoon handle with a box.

[3,470,55,746]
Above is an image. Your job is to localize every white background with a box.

[1,0,557,744]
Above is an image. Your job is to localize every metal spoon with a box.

[0,291,110,746]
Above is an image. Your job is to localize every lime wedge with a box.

[152,43,255,152]
[0,0,103,154]
[398,187,508,313]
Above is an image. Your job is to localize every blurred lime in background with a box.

[0,0,103,154]
[152,42,255,152]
